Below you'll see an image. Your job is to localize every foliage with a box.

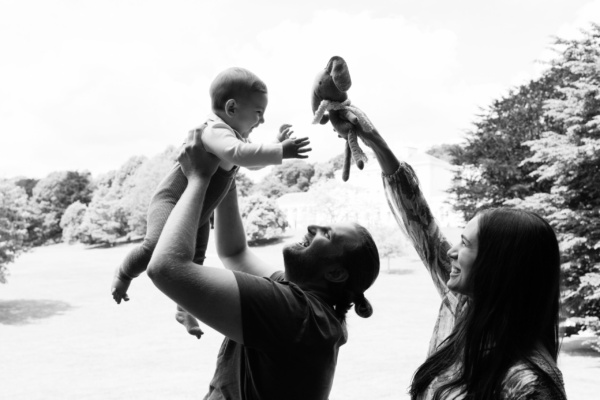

[75,156,147,244]
[0,180,30,283]
[14,178,38,198]
[452,24,600,339]
[234,171,255,197]
[449,70,564,221]
[120,147,177,236]
[60,201,88,244]
[508,25,600,336]
[255,160,315,198]
[240,194,288,243]
[254,175,290,198]
[26,171,94,246]
[369,223,408,272]
[425,144,462,164]
[313,152,345,182]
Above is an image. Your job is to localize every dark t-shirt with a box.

[203,271,347,400]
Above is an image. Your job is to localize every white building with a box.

[277,147,463,233]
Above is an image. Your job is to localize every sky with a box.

[1,0,600,181]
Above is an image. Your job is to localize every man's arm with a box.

[214,185,280,278]
[147,132,243,343]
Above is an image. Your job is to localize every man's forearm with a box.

[214,185,279,278]
[152,176,209,264]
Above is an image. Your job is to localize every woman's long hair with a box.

[410,208,561,399]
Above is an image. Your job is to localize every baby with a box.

[111,67,311,338]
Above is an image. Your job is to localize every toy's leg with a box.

[174,221,210,339]
[342,140,352,182]
[347,130,368,170]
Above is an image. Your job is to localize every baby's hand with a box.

[111,272,131,304]
[276,124,294,143]
[282,137,312,159]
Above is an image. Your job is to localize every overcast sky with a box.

[1,0,599,180]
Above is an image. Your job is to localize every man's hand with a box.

[179,127,221,180]
[282,137,312,159]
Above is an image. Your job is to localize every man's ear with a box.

[225,99,237,117]
[325,265,349,283]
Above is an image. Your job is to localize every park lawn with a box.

[1,238,599,399]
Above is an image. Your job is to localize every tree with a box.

[425,144,462,164]
[120,148,177,236]
[507,25,600,338]
[15,178,38,198]
[255,160,315,198]
[235,171,255,197]
[240,194,288,244]
[0,180,29,283]
[451,24,600,341]
[75,156,146,245]
[60,201,88,244]
[26,171,94,245]
[312,162,336,182]
[77,185,130,244]
[449,70,564,221]
[254,175,290,199]
[369,223,407,272]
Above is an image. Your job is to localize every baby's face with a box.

[232,92,268,137]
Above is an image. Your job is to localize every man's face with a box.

[283,223,361,285]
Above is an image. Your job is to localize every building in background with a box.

[277,147,463,233]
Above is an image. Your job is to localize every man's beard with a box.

[282,244,313,284]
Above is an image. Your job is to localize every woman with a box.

[358,127,567,399]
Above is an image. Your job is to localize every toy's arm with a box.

[347,130,368,169]
[331,109,368,180]
[342,141,352,181]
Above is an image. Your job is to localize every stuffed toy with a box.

[311,55,375,181]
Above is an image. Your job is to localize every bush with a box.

[240,195,288,244]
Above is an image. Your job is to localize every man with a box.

[147,128,380,400]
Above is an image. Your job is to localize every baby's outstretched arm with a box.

[282,137,311,159]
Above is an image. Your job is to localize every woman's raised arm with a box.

[359,128,453,299]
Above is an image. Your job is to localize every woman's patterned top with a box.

[382,161,567,400]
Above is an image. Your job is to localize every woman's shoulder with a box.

[500,349,566,400]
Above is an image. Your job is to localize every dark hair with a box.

[332,223,380,323]
[209,67,267,111]
[410,208,561,399]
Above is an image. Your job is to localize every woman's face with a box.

[447,215,480,295]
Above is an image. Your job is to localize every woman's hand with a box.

[354,125,400,175]
[178,127,220,180]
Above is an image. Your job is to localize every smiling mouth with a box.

[297,234,311,248]
[450,264,461,275]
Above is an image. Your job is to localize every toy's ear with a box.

[326,56,351,93]
[311,70,330,125]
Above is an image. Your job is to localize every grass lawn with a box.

[1,236,599,399]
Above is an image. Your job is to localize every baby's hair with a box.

[210,67,267,111]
